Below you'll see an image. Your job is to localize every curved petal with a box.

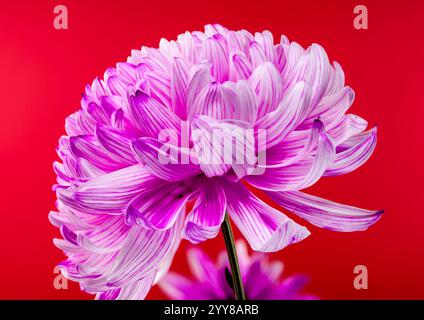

[69,135,125,172]
[224,182,310,252]
[201,34,229,83]
[230,53,253,81]
[254,30,277,65]
[183,179,226,244]
[145,71,172,109]
[246,121,335,191]
[325,127,377,176]
[97,271,157,300]
[189,82,237,120]
[327,114,368,145]
[131,137,201,181]
[301,86,355,129]
[234,80,258,123]
[171,58,190,119]
[57,165,152,214]
[77,215,130,253]
[255,81,312,149]
[191,116,254,178]
[283,44,330,109]
[104,214,183,288]
[95,124,136,165]
[187,62,211,117]
[249,41,267,67]
[263,119,322,168]
[125,180,196,230]
[249,62,283,118]
[268,191,383,232]
[127,90,181,138]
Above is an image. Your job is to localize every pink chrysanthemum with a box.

[160,241,317,300]
[50,24,382,299]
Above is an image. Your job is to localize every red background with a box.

[0,0,423,299]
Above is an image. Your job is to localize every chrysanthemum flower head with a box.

[50,24,381,299]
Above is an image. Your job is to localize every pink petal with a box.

[171,58,191,119]
[249,62,284,118]
[234,80,258,123]
[131,137,201,181]
[302,86,355,129]
[127,90,181,138]
[325,127,377,176]
[95,124,136,165]
[97,272,157,300]
[191,116,254,178]
[57,165,152,214]
[254,30,277,65]
[186,62,211,115]
[77,215,130,253]
[283,44,330,109]
[325,61,345,96]
[189,82,237,120]
[230,53,253,81]
[249,41,267,67]
[224,182,310,252]
[246,124,335,191]
[268,191,383,232]
[328,114,368,145]
[69,135,125,172]
[145,71,172,108]
[201,34,229,83]
[183,179,226,244]
[255,81,312,149]
[125,180,196,230]
[104,215,183,287]
[107,76,127,96]
[264,119,322,168]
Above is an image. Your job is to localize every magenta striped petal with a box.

[171,58,190,119]
[144,71,172,108]
[77,215,130,253]
[189,82,237,120]
[234,80,258,123]
[57,165,152,214]
[131,137,201,181]
[268,191,383,232]
[249,41,267,67]
[183,179,226,244]
[104,215,183,288]
[69,135,125,172]
[191,116,254,178]
[249,62,283,118]
[264,119,322,168]
[201,34,229,83]
[302,86,354,129]
[255,31,277,64]
[97,271,157,300]
[325,127,377,176]
[125,180,196,230]
[127,90,181,138]
[255,81,311,149]
[230,53,253,80]
[246,123,335,191]
[224,182,310,252]
[95,124,136,164]
[107,76,127,96]
[186,62,211,117]
[327,114,368,145]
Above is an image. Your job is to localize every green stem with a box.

[221,214,246,300]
